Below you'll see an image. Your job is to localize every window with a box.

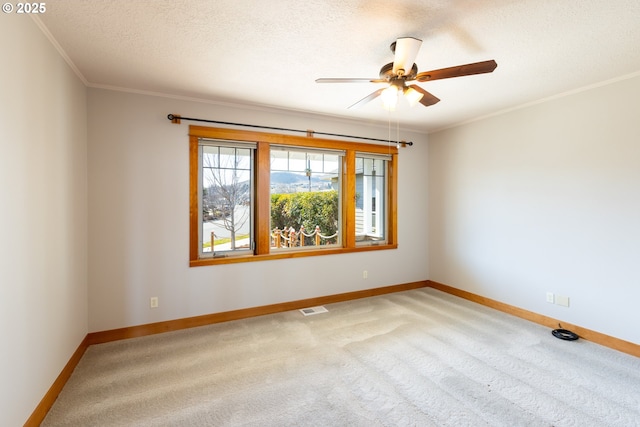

[199,141,254,257]
[355,154,389,245]
[270,147,343,250]
[189,126,397,266]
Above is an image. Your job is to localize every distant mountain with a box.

[204,172,331,191]
[270,171,325,184]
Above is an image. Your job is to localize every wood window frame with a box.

[189,125,398,266]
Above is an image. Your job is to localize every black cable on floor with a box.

[552,324,579,341]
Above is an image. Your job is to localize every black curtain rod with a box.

[167,114,413,146]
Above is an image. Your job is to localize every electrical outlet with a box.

[546,292,555,303]
[363,270,368,279]
[150,297,158,308]
[556,295,570,307]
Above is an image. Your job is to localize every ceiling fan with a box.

[316,37,497,109]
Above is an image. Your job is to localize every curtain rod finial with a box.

[168,114,181,124]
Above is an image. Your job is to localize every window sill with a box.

[190,244,398,267]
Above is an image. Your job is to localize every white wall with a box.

[87,89,429,332]
[428,74,640,344]
[0,17,88,426]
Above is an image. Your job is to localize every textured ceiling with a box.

[37,0,640,133]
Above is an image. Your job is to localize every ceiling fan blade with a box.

[348,88,385,109]
[392,37,422,76]
[407,85,440,107]
[316,78,386,83]
[415,60,497,82]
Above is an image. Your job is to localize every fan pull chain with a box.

[396,115,400,149]
[388,108,394,155]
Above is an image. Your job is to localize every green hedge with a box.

[271,191,338,238]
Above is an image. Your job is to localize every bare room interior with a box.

[2,1,639,425]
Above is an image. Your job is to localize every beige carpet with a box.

[42,288,640,426]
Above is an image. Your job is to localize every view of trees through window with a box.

[270,147,341,248]
[200,144,342,254]
[201,144,253,254]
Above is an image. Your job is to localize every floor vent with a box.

[299,306,329,316]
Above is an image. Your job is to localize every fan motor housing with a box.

[379,62,418,80]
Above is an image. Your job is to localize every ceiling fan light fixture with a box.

[381,85,399,110]
[403,86,424,107]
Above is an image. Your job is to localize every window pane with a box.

[203,146,219,168]
[270,150,288,171]
[323,154,339,174]
[200,143,253,256]
[363,158,374,175]
[219,147,235,169]
[270,148,341,250]
[288,151,306,172]
[356,155,387,244]
[308,152,323,173]
[374,159,385,175]
[236,148,251,170]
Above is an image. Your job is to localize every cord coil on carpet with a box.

[552,328,579,341]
